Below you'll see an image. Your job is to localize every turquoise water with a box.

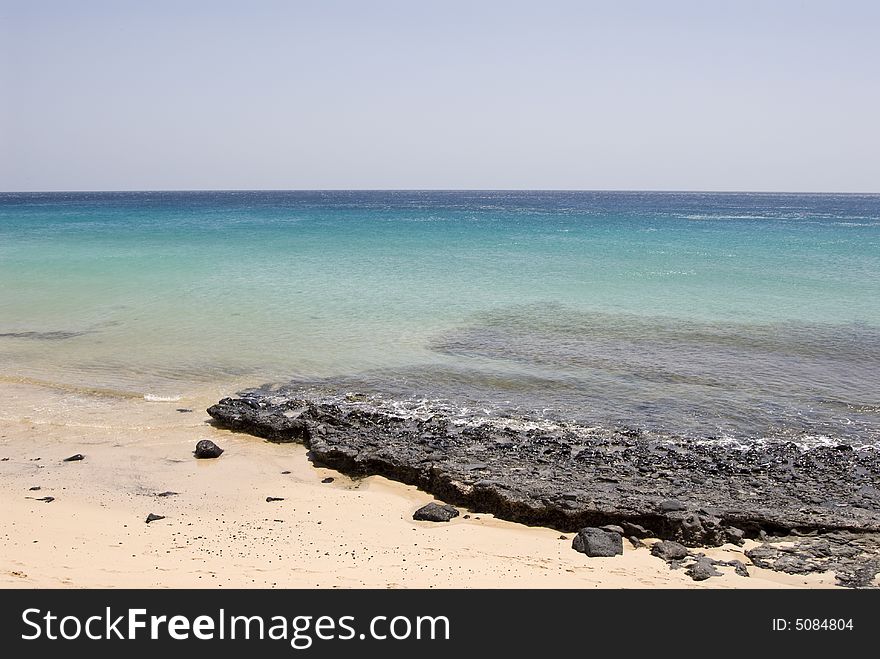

[1,191,879,444]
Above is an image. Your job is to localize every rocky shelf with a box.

[207,389,880,587]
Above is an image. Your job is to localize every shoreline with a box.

[0,379,843,589]
[207,386,880,587]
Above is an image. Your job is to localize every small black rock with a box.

[281,470,291,475]
[413,502,460,522]
[176,408,193,413]
[33,496,55,503]
[571,527,624,557]
[687,557,721,581]
[63,454,85,462]
[29,486,41,491]
[145,513,165,523]
[321,477,335,484]
[629,536,645,549]
[194,439,223,459]
[156,491,178,497]
[266,497,285,502]
[651,540,689,561]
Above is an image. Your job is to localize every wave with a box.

[143,394,182,402]
[251,382,879,451]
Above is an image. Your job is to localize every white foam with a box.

[681,214,778,221]
[144,394,182,402]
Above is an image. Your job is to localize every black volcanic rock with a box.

[206,389,880,585]
[724,526,746,545]
[194,440,223,459]
[629,536,645,549]
[745,533,880,587]
[145,513,165,523]
[687,557,721,581]
[572,527,623,557]
[63,454,84,462]
[207,397,310,443]
[651,540,689,561]
[659,499,686,512]
[621,522,652,538]
[413,502,460,522]
[680,513,725,546]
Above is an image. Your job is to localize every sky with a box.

[1,0,878,192]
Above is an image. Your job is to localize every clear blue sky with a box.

[1,0,878,192]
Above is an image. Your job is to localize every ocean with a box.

[1,190,878,446]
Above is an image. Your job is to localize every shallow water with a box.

[1,191,878,445]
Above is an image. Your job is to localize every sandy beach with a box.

[0,379,839,589]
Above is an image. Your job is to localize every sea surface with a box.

[1,191,879,446]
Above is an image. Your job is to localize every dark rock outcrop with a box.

[724,526,746,545]
[680,514,725,546]
[207,398,310,443]
[572,527,623,557]
[206,388,880,585]
[413,502,460,522]
[653,548,749,582]
[659,499,686,512]
[621,522,652,538]
[746,532,880,588]
[194,439,223,459]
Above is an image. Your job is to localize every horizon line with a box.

[2,188,879,195]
